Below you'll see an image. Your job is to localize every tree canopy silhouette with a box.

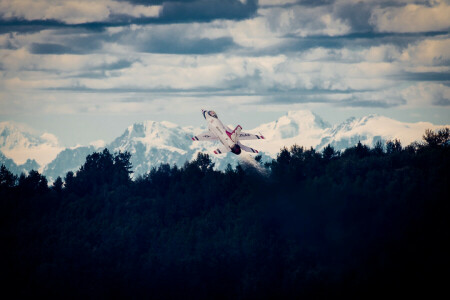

[1,128,449,299]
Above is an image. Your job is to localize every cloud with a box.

[402,83,450,106]
[397,72,450,82]
[0,0,256,34]
[0,0,161,24]
[1,0,450,120]
[30,43,78,54]
[259,0,335,7]
[261,5,351,37]
[370,1,450,33]
[28,33,104,55]
[399,37,450,66]
[41,132,59,145]
[0,0,111,24]
[159,0,258,22]
[108,24,238,54]
[94,59,136,70]
[139,36,236,54]
[334,1,374,33]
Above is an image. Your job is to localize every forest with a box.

[1,128,449,299]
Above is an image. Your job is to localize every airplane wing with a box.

[192,131,218,141]
[238,142,259,154]
[237,132,265,141]
[213,144,231,155]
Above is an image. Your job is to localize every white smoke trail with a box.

[238,152,269,177]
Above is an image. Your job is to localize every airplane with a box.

[191,109,265,155]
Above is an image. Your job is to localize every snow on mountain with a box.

[3,110,448,180]
[248,111,447,155]
[0,121,64,168]
[89,140,106,149]
[247,110,330,155]
[316,114,444,151]
[0,150,39,175]
[109,121,191,154]
[107,121,193,176]
[106,120,245,176]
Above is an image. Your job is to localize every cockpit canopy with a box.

[208,111,218,118]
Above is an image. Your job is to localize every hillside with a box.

[1,129,449,298]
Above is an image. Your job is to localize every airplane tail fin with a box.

[230,125,242,142]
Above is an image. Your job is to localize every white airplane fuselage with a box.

[203,110,242,154]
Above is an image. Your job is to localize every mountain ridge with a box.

[1,110,448,180]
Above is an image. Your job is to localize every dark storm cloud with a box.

[95,59,137,70]
[434,96,450,106]
[253,85,404,108]
[119,0,258,22]
[260,0,335,8]
[0,18,112,35]
[117,0,195,4]
[29,34,103,55]
[297,0,335,6]
[159,0,257,22]
[63,59,137,79]
[263,94,404,108]
[111,25,238,54]
[30,43,77,55]
[224,71,367,99]
[334,1,373,32]
[139,36,236,54]
[0,0,257,34]
[42,86,227,95]
[396,72,450,82]
[264,31,449,56]
[261,95,329,105]
[337,98,401,108]
[0,19,67,34]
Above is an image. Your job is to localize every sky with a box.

[1,0,449,146]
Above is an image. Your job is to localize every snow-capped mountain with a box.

[317,115,439,150]
[1,110,448,180]
[246,110,330,155]
[0,151,39,176]
[43,146,98,181]
[245,111,444,156]
[107,121,196,176]
[0,121,63,169]
[106,120,253,179]
[41,121,247,181]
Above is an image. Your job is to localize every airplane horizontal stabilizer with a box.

[238,142,259,154]
[213,144,230,155]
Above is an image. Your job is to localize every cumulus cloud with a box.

[0,0,256,33]
[370,1,450,33]
[111,25,238,54]
[1,0,450,124]
[402,83,450,106]
[0,0,161,24]
[400,37,450,66]
[261,5,351,37]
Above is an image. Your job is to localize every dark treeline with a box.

[1,129,449,299]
